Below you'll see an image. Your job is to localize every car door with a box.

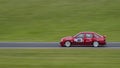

[73,33,85,45]
[84,33,93,45]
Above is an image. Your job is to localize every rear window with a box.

[94,34,101,38]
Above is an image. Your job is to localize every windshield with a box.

[74,33,84,38]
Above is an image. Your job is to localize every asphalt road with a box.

[0,42,120,48]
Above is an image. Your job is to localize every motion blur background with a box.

[0,0,119,42]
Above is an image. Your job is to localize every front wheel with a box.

[93,41,99,47]
[64,41,71,47]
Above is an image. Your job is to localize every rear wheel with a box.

[93,41,99,47]
[64,41,71,47]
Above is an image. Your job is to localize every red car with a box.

[60,32,106,47]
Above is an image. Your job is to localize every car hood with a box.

[61,36,73,40]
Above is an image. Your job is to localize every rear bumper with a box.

[99,41,107,45]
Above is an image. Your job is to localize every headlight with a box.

[61,38,64,41]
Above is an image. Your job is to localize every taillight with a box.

[103,35,106,38]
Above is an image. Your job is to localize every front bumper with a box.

[60,42,65,47]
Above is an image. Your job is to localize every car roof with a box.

[79,32,96,34]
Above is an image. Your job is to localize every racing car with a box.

[60,32,106,47]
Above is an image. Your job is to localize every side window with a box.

[94,34,100,38]
[76,34,84,38]
[86,34,93,38]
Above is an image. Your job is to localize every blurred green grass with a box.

[0,0,120,42]
[0,48,120,68]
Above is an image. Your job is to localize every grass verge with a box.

[0,48,120,68]
[0,0,120,42]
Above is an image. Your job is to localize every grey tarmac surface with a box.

[0,42,119,48]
